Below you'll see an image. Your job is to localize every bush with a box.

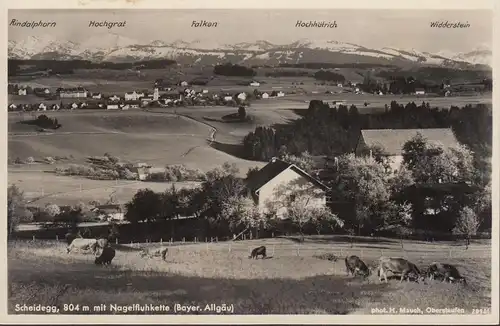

[44,156,56,164]
[146,165,205,182]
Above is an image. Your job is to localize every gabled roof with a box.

[358,128,459,155]
[246,158,330,193]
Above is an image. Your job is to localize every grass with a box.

[8,236,491,315]
[8,110,264,174]
[8,172,201,206]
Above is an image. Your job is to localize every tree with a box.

[331,154,391,234]
[7,185,29,236]
[266,181,343,241]
[278,151,315,174]
[44,204,61,219]
[453,206,480,249]
[402,135,476,185]
[238,106,247,119]
[221,195,267,239]
[125,189,163,223]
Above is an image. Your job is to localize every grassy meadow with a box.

[8,236,491,315]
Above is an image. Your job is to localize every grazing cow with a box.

[377,257,423,283]
[161,248,168,261]
[64,231,82,245]
[95,246,116,265]
[67,238,98,255]
[345,255,370,278]
[426,262,466,284]
[248,246,267,259]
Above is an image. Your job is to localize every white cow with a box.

[67,238,98,255]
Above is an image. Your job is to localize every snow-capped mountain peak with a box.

[8,35,492,68]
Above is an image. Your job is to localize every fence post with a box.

[32,235,35,241]
[206,242,209,251]
[272,245,275,257]
[228,243,231,253]
[116,238,118,245]
[160,238,163,245]
[56,235,59,241]
[216,237,218,243]
[296,244,300,256]
[205,237,207,243]
[182,237,185,243]
[272,232,274,238]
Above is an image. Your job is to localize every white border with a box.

[1,0,498,324]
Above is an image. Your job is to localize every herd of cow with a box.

[64,234,467,285]
[249,245,467,285]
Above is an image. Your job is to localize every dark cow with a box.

[377,257,424,283]
[426,262,466,284]
[95,246,116,265]
[345,255,370,278]
[248,246,267,259]
[161,248,168,261]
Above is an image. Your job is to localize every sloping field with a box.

[8,236,491,315]
[8,171,202,206]
[8,111,262,173]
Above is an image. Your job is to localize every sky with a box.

[8,9,492,53]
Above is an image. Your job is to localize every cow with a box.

[95,246,116,265]
[426,262,466,284]
[64,231,82,245]
[248,246,267,259]
[67,238,98,255]
[345,255,370,278]
[377,257,424,283]
[161,248,168,261]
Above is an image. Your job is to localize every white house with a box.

[92,204,125,221]
[445,90,452,97]
[70,103,79,110]
[415,88,425,95]
[237,92,247,101]
[202,89,209,94]
[277,91,285,97]
[246,158,330,219]
[107,104,119,110]
[8,104,17,110]
[261,92,270,99]
[109,95,121,102]
[354,128,460,173]
[180,81,189,87]
[91,93,102,99]
[250,81,260,87]
[224,96,233,102]
[124,91,145,101]
[38,103,47,111]
[337,83,343,88]
[18,89,27,96]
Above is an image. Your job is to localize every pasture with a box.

[8,171,202,206]
[8,236,491,315]
[8,110,264,172]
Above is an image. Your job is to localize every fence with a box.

[30,234,490,261]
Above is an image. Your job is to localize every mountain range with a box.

[8,34,492,68]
